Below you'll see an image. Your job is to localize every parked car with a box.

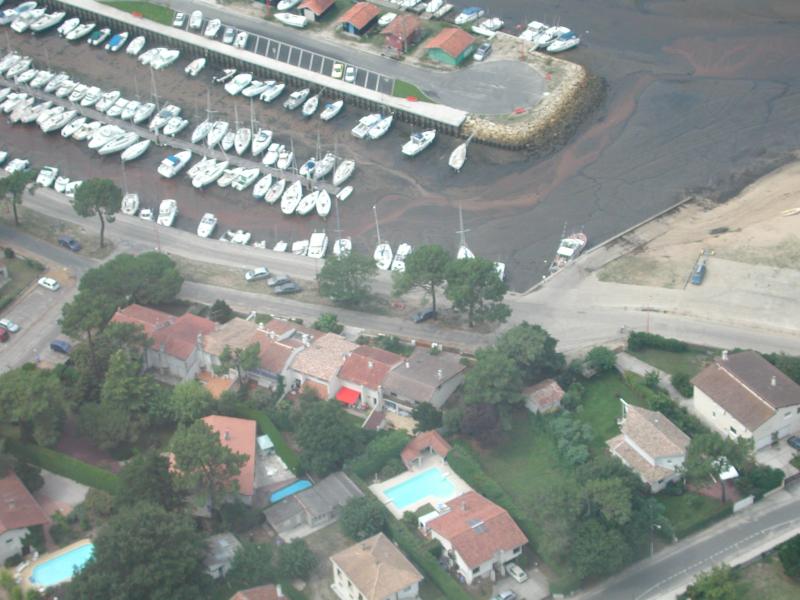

[474,42,492,61]
[222,26,235,44]
[690,263,706,285]
[0,326,8,343]
[50,339,72,354]
[331,62,344,79]
[267,274,291,287]
[412,307,436,323]
[189,10,203,30]
[245,267,270,282]
[172,12,186,28]
[491,592,517,600]
[788,436,800,451]
[506,563,528,583]
[37,277,60,291]
[344,66,356,83]
[57,235,81,252]
[0,318,20,333]
[274,282,301,295]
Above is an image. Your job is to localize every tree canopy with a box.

[115,450,185,513]
[214,343,260,386]
[225,542,275,592]
[79,252,183,307]
[295,400,367,476]
[462,347,524,417]
[164,380,213,425]
[392,244,451,314]
[340,496,387,541]
[209,299,234,324]
[0,169,36,226]
[412,403,443,433]
[317,251,377,307]
[682,433,753,502]
[779,534,800,580]
[0,364,65,446]
[586,346,617,372]
[313,312,344,334]
[682,564,739,599]
[71,178,122,248]
[276,539,317,581]
[495,322,565,383]
[444,256,510,327]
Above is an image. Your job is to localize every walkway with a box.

[615,352,687,406]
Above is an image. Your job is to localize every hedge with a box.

[627,331,689,353]
[278,582,309,600]
[6,439,119,494]
[231,404,301,474]
[346,430,409,480]
[674,503,733,539]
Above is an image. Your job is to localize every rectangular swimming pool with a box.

[384,467,455,510]
[30,542,94,587]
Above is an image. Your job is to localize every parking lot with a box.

[174,14,395,94]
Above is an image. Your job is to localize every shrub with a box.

[312,312,344,334]
[22,525,46,554]
[14,463,44,493]
[663,479,686,496]
[3,247,14,259]
[736,464,784,499]
[277,540,317,581]
[347,430,409,480]
[209,299,234,323]
[671,372,693,398]
[628,331,689,353]
[561,382,585,411]
[340,496,386,541]
[585,346,617,372]
[49,512,78,546]
[778,534,800,580]
[644,370,661,390]
[649,394,709,437]
[4,554,23,568]
[219,501,265,533]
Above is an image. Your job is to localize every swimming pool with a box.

[30,542,94,587]
[384,467,455,510]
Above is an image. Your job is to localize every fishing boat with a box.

[157,198,178,227]
[150,48,180,70]
[219,230,251,245]
[204,18,222,39]
[264,178,286,204]
[191,120,213,144]
[87,124,125,149]
[546,31,580,53]
[60,116,86,138]
[207,120,229,148]
[104,31,128,52]
[301,94,319,118]
[263,143,282,166]
[88,27,111,47]
[163,116,189,137]
[313,152,336,180]
[224,72,253,95]
[291,240,309,256]
[121,100,140,121]
[105,98,129,118]
[96,90,121,113]
[36,166,58,187]
[80,86,102,108]
[184,57,206,77]
[401,130,436,157]
[273,241,288,252]
[391,243,413,272]
[332,238,352,257]
[65,21,94,41]
[274,12,307,28]
[276,147,294,170]
[280,181,303,215]
[57,17,80,37]
[351,113,381,139]
[252,174,273,199]
[320,99,344,122]
[549,232,587,273]
[241,80,270,98]
[157,150,192,178]
[234,127,252,155]
[316,189,331,218]
[251,129,272,156]
[193,160,228,188]
[120,139,151,162]
[126,35,146,56]
[367,115,393,140]
[212,68,236,84]
[220,131,236,153]
[283,88,309,110]
[44,72,68,93]
[337,186,353,202]
[332,160,355,186]
[373,205,393,270]
[98,131,140,156]
[149,104,180,131]
[197,213,218,238]
[231,168,260,192]
[454,7,484,25]
[132,102,156,124]
[259,82,285,103]
[72,120,101,141]
[121,192,139,216]
[307,231,329,259]
[296,189,318,216]
[298,157,316,178]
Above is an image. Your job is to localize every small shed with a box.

[298,0,335,23]
[425,27,476,66]
[204,533,242,579]
[257,434,275,455]
[524,379,564,414]
[338,2,381,36]
[382,14,424,53]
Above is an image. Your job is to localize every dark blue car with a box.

[58,236,81,252]
[50,339,72,354]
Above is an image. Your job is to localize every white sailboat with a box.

[372,205,393,271]
[234,127,252,155]
[391,243,413,272]
[296,189,319,216]
[333,159,355,186]
[456,204,474,259]
[252,174,273,199]
[280,180,303,215]
[448,133,473,172]
[207,120,229,148]
[120,139,151,162]
[251,129,273,156]
[313,152,336,180]
[367,115,393,140]
[301,94,319,118]
[191,119,213,144]
[316,189,331,219]
[264,178,286,205]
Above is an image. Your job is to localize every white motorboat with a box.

[204,18,221,39]
[79,86,102,108]
[15,68,38,85]
[30,70,54,89]
[126,35,146,56]
[157,199,178,227]
[14,99,44,123]
[220,131,235,153]
[72,120,101,141]
[224,72,253,95]
[65,21,94,41]
[191,119,213,144]
[283,88,309,110]
[64,180,83,199]
[234,127,252,155]
[217,167,243,189]
[57,17,80,37]
[36,165,58,188]
[54,80,76,99]
[96,90,121,113]
[532,25,569,49]
[187,156,214,179]
[259,81,285,103]
[121,100,140,121]
[41,109,77,133]
[212,68,236,84]
[60,116,86,138]
[316,189,331,218]
[320,99,344,122]
[378,12,396,28]
[139,207,154,221]
[105,98,129,118]
[87,124,125,149]
[546,31,580,53]
[184,57,206,77]
[137,47,159,66]
[273,240,288,252]
[54,176,70,194]
[251,129,272,156]
[88,27,111,46]
[264,178,286,204]
[454,7,484,25]
[549,232,587,273]
[274,12,307,28]
[351,113,381,139]
[219,229,251,245]
[149,104,180,131]
[391,243,413,272]
[0,55,21,77]
[336,185,353,202]
[163,117,189,136]
[193,160,228,188]
[332,159,355,186]
[332,238,352,257]
[0,88,10,104]
[6,58,32,80]
[231,168,260,191]
[291,240,309,256]
[313,153,336,180]
[10,8,45,34]
[402,129,436,157]
[132,102,156,124]
[241,80,270,98]
[104,31,128,52]
[277,0,302,9]
[298,157,316,179]
[44,72,68,93]
[98,132,140,156]
[301,94,319,118]
[197,213,218,238]
[494,262,506,281]
[157,150,192,178]
[478,17,504,31]
[1,2,38,24]
[367,115,393,140]
[280,181,303,214]
[307,231,328,259]
[519,21,547,43]
[0,93,25,114]
[374,242,393,270]
[426,0,444,13]
[121,193,139,216]
[150,48,179,70]
[120,139,151,162]
[252,174,273,199]
[296,189,318,216]
[206,120,229,148]
[276,147,294,170]
[263,142,281,166]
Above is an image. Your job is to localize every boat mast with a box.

[120,158,128,194]
[457,203,470,249]
[373,205,382,246]
[149,66,159,110]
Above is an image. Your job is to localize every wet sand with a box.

[3,0,800,290]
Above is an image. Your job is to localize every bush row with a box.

[628,331,689,353]
[231,404,301,474]
[346,430,409,480]
[674,504,733,539]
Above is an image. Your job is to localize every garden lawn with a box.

[629,347,716,378]
[658,492,730,538]
[392,80,433,103]
[736,554,800,599]
[104,1,175,26]
[0,256,43,311]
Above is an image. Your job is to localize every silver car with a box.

[222,26,236,45]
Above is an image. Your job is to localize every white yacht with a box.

[121,139,151,162]
[320,99,344,122]
[72,120,102,141]
[402,130,436,157]
[121,193,139,216]
[36,166,58,188]
[121,100,141,121]
[96,90,121,114]
[283,88,309,110]
[307,231,328,259]
[105,98,129,118]
[87,124,125,149]
[132,102,156,124]
[276,147,294,171]
[163,117,189,137]
[231,168,260,192]
[351,113,381,139]
[149,104,181,131]
[234,127,252,155]
[98,131,140,156]
[191,120,213,144]
[259,82,285,103]
[391,243,413,272]
[57,17,80,37]
[157,199,178,227]
[197,213,218,238]
[60,116,86,138]
[66,21,95,41]
[193,160,229,188]
[224,73,254,96]
[367,115,393,140]
[280,181,303,215]
[252,174,273,199]
[251,129,272,156]
[333,159,355,186]
[157,150,192,178]
[264,179,286,205]
[313,153,336,180]
[316,189,331,219]
[242,80,270,98]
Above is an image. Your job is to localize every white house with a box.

[337,346,404,409]
[421,491,528,585]
[0,472,49,564]
[692,351,800,450]
[330,532,423,600]
[607,400,691,492]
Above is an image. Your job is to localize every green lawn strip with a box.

[0,256,44,311]
[231,404,301,473]
[628,347,716,378]
[6,439,119,494]
[658,492,732,539]
[736,554,800,599]
[392,79,434,103]
[104,1,175,26]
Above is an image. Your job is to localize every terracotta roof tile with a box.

[339,346,403,389]
[621,403,690,458]
[0,472,49,534]
[112,305,215,360]
[382,14,422,38]
[401,430,451,465]
[524,379,564,411]
[298,0,334,15]
[230,584,284,600]
[290,333,358,381]
[607,435,675,485]
[425,27,476,57]
[338,2,380,30]
[203,318,300,375]
[202,416,257,496]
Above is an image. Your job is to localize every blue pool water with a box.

[30,543,94,587]
[270,479,312,504]
[384,468,455,509]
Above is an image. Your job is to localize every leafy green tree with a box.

[778,534,800,580]
[392,244,451,314]
[495,322,565,383]
[295,401,366,476]
[60,292,120,378]
[79,252,183,307]
[582,477,633,526]
[68,502,207,600]
[561,382,585,411]
[570,519,630,580]
[276,539,317,580]
[317,251,377,307]
[671,372,694,398]
[209,299,234,323]
[444,256,510,327]
[214,343,261,387]
[313,312,344,334]
[531,481,583,562]
[225,542,275,591]
[0,170,36,226]
[0,364,65,446]
[70,178,122,248]
[170,421,247,511]
[412,403,442,433]
[459,402,501,446]
[586,346,617,372]
[683,433,753,503]
[644,370,661,390]
[462,347,524,421]
[167,380,213,425]
[116,450,185,512]
[340,496,387,541]
[682,564,738,599]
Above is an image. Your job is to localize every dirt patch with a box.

[301,522,352,600]
[598,254,684,288]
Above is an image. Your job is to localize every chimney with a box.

[405,361,410,369]
[196,332,204,350]
[257,321,265,331]
[771,375,777,387]
[224,430,231,441]
[368,361,374,369]
[461,501,467,512]
[722,350,728,361]
[302,333,310,347]
[437,369,443,380]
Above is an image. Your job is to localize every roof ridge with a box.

[717,362,777,415]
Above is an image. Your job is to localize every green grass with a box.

[736,554,800,599]
[392,79,434,103]
[0,255,44,311]
[628,347,716,378]
[104,1,175,26]
[659,492,732,538]
[791,455,800,471]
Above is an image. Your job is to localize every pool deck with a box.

[370,457,471,519]
[19,538,93,591]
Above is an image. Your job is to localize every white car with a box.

[244,267,270,282]
[344,66,356,83]
[189,10,203,30]
[172,12,186,28]
[506,563,528,584]
[222,26,235,44]
[233,31,248,49]
[0,318,19,333]
[38,276,61,291]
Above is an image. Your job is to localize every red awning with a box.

[336,387,360,406]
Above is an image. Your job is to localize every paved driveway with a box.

[33,470,89,517]
[756,439,800,477]
[492,566,550,600]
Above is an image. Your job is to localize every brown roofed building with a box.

[331,532,423,600]
[382,14,423,54]
[425,28,476,66]
[382,348,466,413]
[203,415,257,501]
[692,350,800,449]
[337,346,404,408]
[230,584,284,600]
[338,1,380,36]
[298,0,335,22]
[0,472,49,563]
[287,333,358,399]
[401,430,452,469]
[524,379,564,414]
[423,491,527,585]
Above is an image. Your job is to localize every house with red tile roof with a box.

[421,491,527,585]
[338,1,380,36]
[111,304,215,382]
[425,28,476,66]
[298,0,335,22]
[382,14,424,54]
[230,584,284,600]
[203,415,257,503]
[0,472,49,563]
[286,333,358,399]
[336,346,404,409]
[524,379,564,414]
[401,431,452,469]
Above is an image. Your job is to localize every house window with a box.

[785,412,791,418]
[730,426,737,435]
[712,411,717,417]
[472,566,480,574]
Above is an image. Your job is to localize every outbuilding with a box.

[338,2,381,36]
[298,0,335,23]
[382,14,424,54]
[425,27,476,66]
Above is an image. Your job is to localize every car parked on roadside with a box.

[344,66,356,83]
[0,318,20,333]
[172,12,186,28]
[474,41,492,61]
[50,339,72,354]
[788,436,800,451]
[37,277,60,291]
[189,10,203,30]
[245,267,270,282]
[58,235,81,252]
[331,62,344,79]
[274,282,301,295]
[412,307,436,323]
[0,326,9,343]
[506,563,528,583]
[267,274,291,287]
[222,26,235,44]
